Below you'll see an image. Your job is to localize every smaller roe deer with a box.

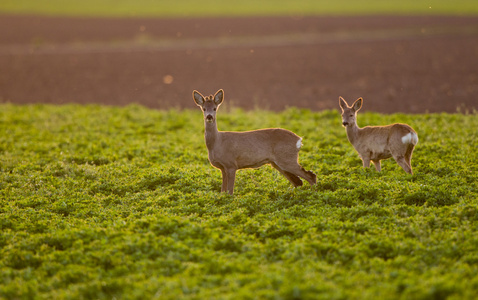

[339,97,418,174]
[193,89,317,195]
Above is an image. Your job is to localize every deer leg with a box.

[404,145,415,174]
[372,160,381,172]
[393,155,413,174]
[220,168,228,193]
[362,158,371,169]
[300,166,317,186]
[225,168,237,195]
[271,163,303,187]
[275,161,316,186]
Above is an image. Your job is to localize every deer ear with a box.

[214,89,224,106]
[193,90,205,106]
[352,98,363,112]
[339,97,348,111]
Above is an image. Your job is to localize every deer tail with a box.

[401,132,418,145]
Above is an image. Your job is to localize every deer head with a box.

[339,97,362,127]
[193,89,224,123]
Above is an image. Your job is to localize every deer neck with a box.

[204,120,219,150]
[345,123,361,145]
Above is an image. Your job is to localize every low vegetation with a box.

[1,104,477,299]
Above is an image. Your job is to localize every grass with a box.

[1,0,478,17]
[1,103,477,299]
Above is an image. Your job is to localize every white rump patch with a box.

[401,132,418,145]
[296,138,303,149]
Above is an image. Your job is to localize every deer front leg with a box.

[220,169,228,193]
[372,159,381,172]
[225,168,237,195]
[361,156,371,169]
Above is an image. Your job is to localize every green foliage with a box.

[1,0,477,17]
[1,104,477,299]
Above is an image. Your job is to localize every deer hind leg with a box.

[274,160,316,186]
[300,166,317,185]
[372,160,381,172]
[393,155,413,174]
[404,144,415,174]
[391,141,414,174]
[271,162,303,187]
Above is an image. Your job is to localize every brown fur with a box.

[339,97,418,174]
[194,89,317,195]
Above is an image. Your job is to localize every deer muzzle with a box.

[206,115,214,122]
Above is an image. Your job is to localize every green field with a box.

[1,0,478,17]
[1,104,477,299]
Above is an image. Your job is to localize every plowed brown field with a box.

[1,15,477,113]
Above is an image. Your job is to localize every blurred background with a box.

[1,0,477,113]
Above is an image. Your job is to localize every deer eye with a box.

[213,108,216,111]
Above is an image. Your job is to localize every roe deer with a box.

[193,89,317,195]
[339,97,418,174]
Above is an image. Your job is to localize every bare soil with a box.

[1,15,477,113]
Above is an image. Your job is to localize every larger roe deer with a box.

[193,89,317,195]
[339,97,418,174]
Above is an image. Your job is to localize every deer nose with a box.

[206,115,214,121]
[342,121,349,126]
